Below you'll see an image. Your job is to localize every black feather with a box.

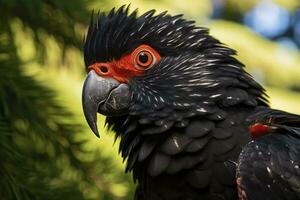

[84,6,273,200]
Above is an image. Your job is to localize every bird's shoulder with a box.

[237,107,300,200]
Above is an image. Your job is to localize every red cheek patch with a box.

[88,56,143,83]
[87,45,161,83]
[249,123,272,138]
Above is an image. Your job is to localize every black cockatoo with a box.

[82,6,300,200]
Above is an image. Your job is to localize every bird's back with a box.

[237,107,300,200]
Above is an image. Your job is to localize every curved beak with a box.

[82,71,120,137]
[82,70,131,137]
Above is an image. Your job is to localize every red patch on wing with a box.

[88,45,161,83]
[249,123,272,138]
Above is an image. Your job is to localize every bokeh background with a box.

[1,0,300,199]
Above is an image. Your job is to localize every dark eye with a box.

[135,50,155,70]
[132,45,161,71]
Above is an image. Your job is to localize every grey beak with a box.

[82,71,120,137]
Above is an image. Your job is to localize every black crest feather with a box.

[84,5,219,66]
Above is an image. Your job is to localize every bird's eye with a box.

[132,45,161,70]
[135,50,155,70]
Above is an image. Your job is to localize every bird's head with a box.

[82,6,267,138]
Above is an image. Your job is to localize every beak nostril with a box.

[100,66,109,74]
[88,64,111,76]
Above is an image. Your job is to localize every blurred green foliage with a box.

[1,0,300,199]
[0,1,133,199]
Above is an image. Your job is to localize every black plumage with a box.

[237,108,300,200]
[82,6,300,200]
